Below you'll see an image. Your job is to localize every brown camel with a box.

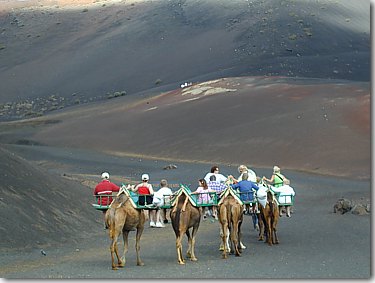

[218,188,244,259]
[170,187,201,265]
[105,186,145,270]
[258,190,279,246]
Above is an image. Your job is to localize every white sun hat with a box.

[141,173,150,181]
[101,172,110,179]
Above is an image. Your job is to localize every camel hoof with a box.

[137,262,145,266]
[178,261,185,265]
[219,245,224,251]
[190,257,198,262]
[258,237,264,241]
[112,267,118,271]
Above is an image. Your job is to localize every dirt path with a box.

[0,144,370,278]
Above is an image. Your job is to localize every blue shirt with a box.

[231,180,259,202]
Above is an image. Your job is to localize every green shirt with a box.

[273,173,284,187]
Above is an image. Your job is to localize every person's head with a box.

[273,166,281,174]
[238,165,248,174]
[209,174,217,181]
[242,172,249,181]
[256,176,261,183]
[141,173,150,182]
[101,172,110,180]
[198,178,207,188]
[160,179,168,188]
[210,166,219,173]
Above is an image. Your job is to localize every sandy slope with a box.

[22,76,370,180]
[0,0,370,104]
[0,146,100,250]
[0,1,370,277]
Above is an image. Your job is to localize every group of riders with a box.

[94,164,296,229]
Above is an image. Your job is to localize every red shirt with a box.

[94,180,120,205]
[138,186,151,195]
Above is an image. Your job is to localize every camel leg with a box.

[273,207,280,245]
[225,227,231,254]
[186,229,192,259]
[219,226,225,251]
[239,218,246,251]
[273,227,279,245]
[118,231,128,268]
[258,213,265,241]
[221,224,229,259]
[176,234,185,264]
[189,224,199,261]
[266,217,273,246]
[237,219,244,253]
[110,232,121,270]
[237,207,245,250]
[135,226,145,266]
[231,220,241,257]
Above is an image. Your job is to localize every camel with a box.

[257,190,279,246]
[105,185,146,270]
[170,187,201,265]
[218,188,244,259]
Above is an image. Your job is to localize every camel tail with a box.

[171,195,185,237]
[227,205,232,230]
[107,208,116,238]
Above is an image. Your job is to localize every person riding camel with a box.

[94,172,120,229]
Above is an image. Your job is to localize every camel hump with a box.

[112,193,129,208]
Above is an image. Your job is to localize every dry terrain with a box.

[0,0,371,279]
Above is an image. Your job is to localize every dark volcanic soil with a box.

[0,0,370,279]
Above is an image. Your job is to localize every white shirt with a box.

[271,185,295,205]
[237,169,257,183]
[204,172,228,184]
[153,186,173,206]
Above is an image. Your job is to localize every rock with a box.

[163,164,178,170]
[351,204,368,215]
[365,203,370,213]
[333,198,352,214]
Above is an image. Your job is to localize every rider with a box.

[151,179,173,228]
[229,164,257,183]
[203,165,228,184]
[132,173,155,227]
[94,172,120,229]
[262,165,285,187]
[230,173,259,203]
[132,173,154,205]
[230,172,260,230]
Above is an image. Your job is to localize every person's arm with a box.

[263,174,275,183]
[148,184,154,195]
[231,183,239,190]
[218,174,228,183]
[111,183,120,192]
[228,175,238,183]
[192,187,202,194]
[132,184,139,192]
